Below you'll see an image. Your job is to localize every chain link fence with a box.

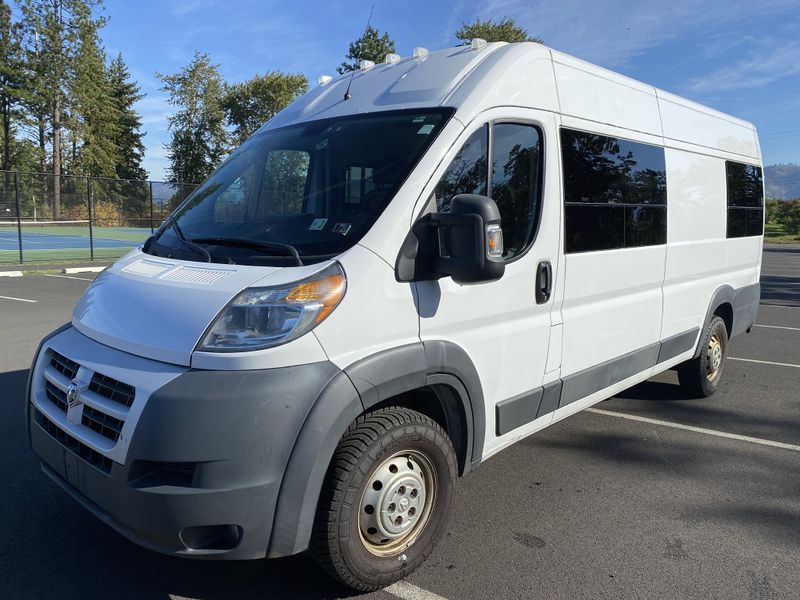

[0,171,198,264]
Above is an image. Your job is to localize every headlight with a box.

[198,263,346,351]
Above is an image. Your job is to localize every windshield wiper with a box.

[167,216,212,262]
[190,237,303,266]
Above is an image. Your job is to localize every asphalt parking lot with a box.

[0,247,798,600]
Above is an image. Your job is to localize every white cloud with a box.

[169,0,222,17]
[135,95,173,126]
[687,38,800,94]
[472,0,800,67]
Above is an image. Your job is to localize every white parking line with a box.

[587,408,800,452]
[0,295,37,303]
[729,357,800,369]
[754,324,800,332]
[385,581,451,600]
[43,273,94,282]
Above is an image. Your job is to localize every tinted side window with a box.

[432,123,543,259]
[561,129,667,253]
[490,124,543,258]
[726,161,763,238]
[433,126,488,213]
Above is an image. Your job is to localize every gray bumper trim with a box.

[31,358,346,560]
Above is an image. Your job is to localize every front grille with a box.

[50,351,79,380]
[45,380,68,413]
[89,373,135,407]
[81,405,124,442]
[38,349,137,470]
[34,409,112,474]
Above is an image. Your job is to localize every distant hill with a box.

[765,163,800,199]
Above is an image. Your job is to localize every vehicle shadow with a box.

[762,245,800,254]
[0,368,361,600]
[529,399,800,550]
[760,274,800,308]
[603,376,800,446]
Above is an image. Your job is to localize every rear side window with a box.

[726,161,763,238]
[561,129,667,253]
[432,122,544,259]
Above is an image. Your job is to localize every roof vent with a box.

[412,47,429,59]
[359,59,375,70]
[384,53,401,64]
[471,38,487,51]
[318,75,332,86]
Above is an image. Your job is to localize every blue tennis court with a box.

[0,223,151,262]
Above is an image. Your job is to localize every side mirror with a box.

[396,194,505,285]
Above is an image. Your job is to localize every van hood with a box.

[72,251,280,366]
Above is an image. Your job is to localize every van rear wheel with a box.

[311,407,457,592]
[678,315,729,397]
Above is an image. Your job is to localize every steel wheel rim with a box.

[706,332,724,380]
[358,450,436,557]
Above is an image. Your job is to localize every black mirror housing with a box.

[396,194,505,285]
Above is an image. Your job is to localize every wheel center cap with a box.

[712,347,721,368]
[399,497,410,512]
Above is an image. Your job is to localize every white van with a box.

[27,41,763,591]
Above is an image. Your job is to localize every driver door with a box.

[414,109,563,456]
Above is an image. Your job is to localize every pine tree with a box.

[455,17,542,44]
[70,9,118,177]
[337,26,395,74]
[0,1,27,174]
[19,17,48,175]
[20,0,104,217]
[158,51,228,184]
[222,71,307,146]
[108,53,146,180]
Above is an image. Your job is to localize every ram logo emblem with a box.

[66,379,80,409]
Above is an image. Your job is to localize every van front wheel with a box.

[678,315,729,397]
[311,407,457,592]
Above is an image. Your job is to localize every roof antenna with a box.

[344,3,374,101]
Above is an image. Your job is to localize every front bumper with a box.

[28,326,342,559]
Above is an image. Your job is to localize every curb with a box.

[0,271,23,278]
[64,266,106,274]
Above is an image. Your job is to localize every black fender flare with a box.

[342,341,485,470]
[694,282,761,357]
[267,341,485,557]
[694,285,735,358]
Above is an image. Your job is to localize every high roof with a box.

[262,42,516,130]
[260,41,759,161]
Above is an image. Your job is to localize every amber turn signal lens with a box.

[286,272,346,323]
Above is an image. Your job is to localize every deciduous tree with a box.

[158,51,227,184]
[223,71,307,146]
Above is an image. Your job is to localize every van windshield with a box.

[146,108,453,265]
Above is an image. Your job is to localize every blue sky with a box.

[100,0,800,181]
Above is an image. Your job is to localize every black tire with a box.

[311,407,457,592]
[678,315,729,397]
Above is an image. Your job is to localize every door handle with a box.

[535,260,552,305]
